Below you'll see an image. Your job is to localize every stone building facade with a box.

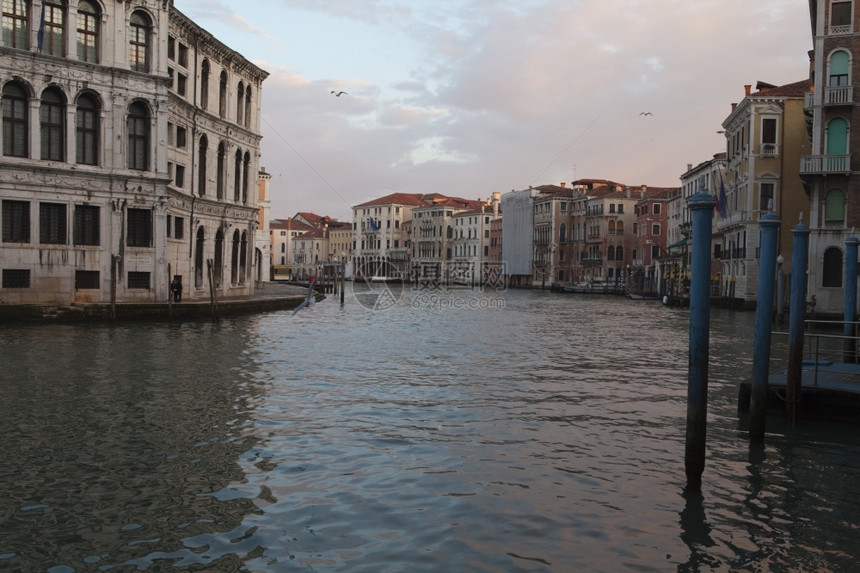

[0,0,267,305]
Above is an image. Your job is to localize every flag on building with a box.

[37,2,46,52]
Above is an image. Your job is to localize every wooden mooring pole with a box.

[843,235,859,363]
[749,213,780,443]
[685,193,715,491]
[786,218,809,424]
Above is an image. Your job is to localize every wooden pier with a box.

[738,360,860,422]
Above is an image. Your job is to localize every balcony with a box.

[830,24,853,35]
[715,210,751,232]
[825,85,853,105]
[800,154,851,175]
[760,143,779,158]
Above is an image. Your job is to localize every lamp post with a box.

[340,251,346,304]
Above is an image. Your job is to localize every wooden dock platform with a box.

[738,360,860,422]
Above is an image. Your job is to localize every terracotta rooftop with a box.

[752,79,812,98]
[354,193,430,208]
[269,218,315,232]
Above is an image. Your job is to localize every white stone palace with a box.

[0,0,268,305]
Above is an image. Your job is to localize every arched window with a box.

[236,82,244,126]
[216,141,225,199]
[40,87,66,161]
[823,247,843,288]
[214,229,224,287]
[127,101,149,170]
[76,93,99,165]
[129,11,151,72]
[200,60,210,110]
[2,82,28,157]
[42,1,66,56]
[242,151,250,203]
[829,50,850,87]
[559,223,567,243]
[617,221,624,233]
[2,0,28,49]
[244,85,252,127]
[240,231,248,283]
[198,135,208,195]
[76,0,99,63]
[825,189,845,225]
[219,71,227,118]
[616,246,624,261]
[231,229,240,284]
[195,227,204,288]
[607,246,615,261]
[234,149,242,202]
[608,220,616,234]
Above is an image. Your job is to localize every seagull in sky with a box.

[639,112,652,116]
[331,91,347,97]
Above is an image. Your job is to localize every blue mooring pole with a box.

[685,193,715,491]
[786,219,810,425]
[749,213,781,443]
[844,235,859,363]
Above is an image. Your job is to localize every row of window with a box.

[169,34,255,127]
[2,82,254,203]
[2,1,149,69]
[1,199,199,247]
[0,268,154,290]
[2,199,100,245]
[2,81,151,168]
[3,2,256,128]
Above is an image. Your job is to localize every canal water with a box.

[1,287,858,572]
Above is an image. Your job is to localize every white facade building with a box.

[0,0,267,305]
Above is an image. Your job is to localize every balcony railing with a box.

[830,24,853,35]
[760,143,778,157]
[800,154,851,175]
[825,85,853,105]
[715,210,751,232]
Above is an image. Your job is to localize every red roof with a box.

[354,193,430,208]
[752,79,812,98]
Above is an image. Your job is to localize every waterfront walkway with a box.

[0,282,315,323]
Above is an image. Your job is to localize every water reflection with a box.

[0,321,266,570]
[0,290,858,571]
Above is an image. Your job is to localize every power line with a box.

[530,107,607,186]
[260,115,354,211]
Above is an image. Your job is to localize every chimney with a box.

[560,182,566,188]
[687,163,692,172]
[744,84,751,97]
[731,103,737,112]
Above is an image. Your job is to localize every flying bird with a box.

[639,112,652,116]
[331,91,347,97]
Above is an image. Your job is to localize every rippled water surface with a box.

[1,288,859,572]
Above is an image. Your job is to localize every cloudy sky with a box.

[174,0,812,222]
